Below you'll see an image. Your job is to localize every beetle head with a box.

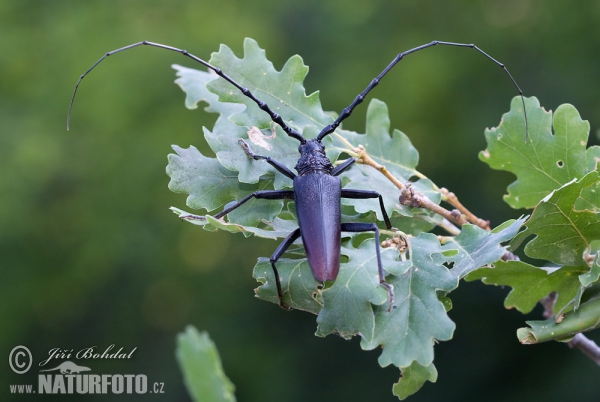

[295,139,333,175]
[298,139,325,155]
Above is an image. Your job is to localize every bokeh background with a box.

[2,1,600,401]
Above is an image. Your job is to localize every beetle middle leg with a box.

[341,222,395,311]
[341,188,392,229]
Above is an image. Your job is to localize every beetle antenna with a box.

[67,41,306,143]
[317,40,529,142]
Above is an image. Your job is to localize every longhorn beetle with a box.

[68,40,528,310]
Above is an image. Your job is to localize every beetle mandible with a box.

[68,40,527,310]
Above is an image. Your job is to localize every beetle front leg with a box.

[341,222,395,311]
[331,157,355,176]
[239,139,296,180]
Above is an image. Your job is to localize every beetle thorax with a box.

[294,139,333,176]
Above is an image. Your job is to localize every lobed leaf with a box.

[467,261,587,315]
[512,171,600,266]
[580,254,600,287]
[393,362,438,400]
[253,257,322,314]
[444,218,525,279]
[166,145,284,228]
[361,234,457,368]
[315,240,410,340]
[480,97,593,209]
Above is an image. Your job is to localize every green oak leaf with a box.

[444,218,525,279]
[253,238,408,325]
[579,254,600,287]
[467,261,587,314]
[173,64,295,189]
[253,257,321,314]
[517,293,600,344]
[480,97,593,209]
[166,145,283,228]
[393,362,438,400]
[208,38,334,134]
[315,240,410,340]
[574,177,600,213]
[170,207,297,240]
[587,145,600,172]
[335,99,442,235]
[361,233,458,368]
[512,170,600,266]
[176,326,236,402]
[174,41,343,189]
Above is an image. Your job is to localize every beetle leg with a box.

[331,157,355,176]
[341,222,395,311]
[213,190,294,219]
[268,228,302,310]
[341,189,392,229]
[239,139,296,180]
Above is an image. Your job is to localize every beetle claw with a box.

[381,282,395,312]
[278,300,293,311]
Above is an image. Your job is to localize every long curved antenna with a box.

[317,40,529,142]
[67,41,306,143]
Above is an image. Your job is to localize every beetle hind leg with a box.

[341,222,395,311]
[269,228,302,310]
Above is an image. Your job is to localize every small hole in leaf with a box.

[408,175,421,182]
[557,160,564,168]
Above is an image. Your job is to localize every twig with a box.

[335,136,480,236]
[568,334,600,365]
[355,145,405,190]
[440,188,491,230]
[398,183,468,228]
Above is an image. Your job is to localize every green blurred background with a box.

[2,1,599,401]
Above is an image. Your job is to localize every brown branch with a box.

[353,146,465,235]
[356,145,405,190]
[440,187,490,230]
[568,334,600,365]
[398,182,468,228]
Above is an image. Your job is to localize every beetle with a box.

[68,40,527,310]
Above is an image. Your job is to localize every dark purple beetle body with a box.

[294,173,341,282]
[293,140,341,282]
